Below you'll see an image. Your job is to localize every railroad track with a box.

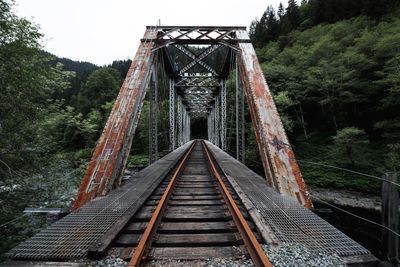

[103,140,271,266]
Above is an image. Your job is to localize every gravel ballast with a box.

[145,256,254,267]
[93,243,345,267]
[263,243,346,267]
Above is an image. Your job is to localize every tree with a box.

[0,0,75,259]
[278,2,285,20]
[0,0,72,170]
[279,0,301,35]
[109,59,132,79]
[250,6,279,47]
[372,23,400,142]
[331,127,369,166]
[286,0,301,29]
[52,57,98,105]
[274,91,295,132]
[74,67,121,115]
[265,7,280,41]
[384,143,400,172]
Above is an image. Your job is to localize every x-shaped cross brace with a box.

[174,44,220,75]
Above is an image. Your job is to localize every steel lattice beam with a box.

[149,26,250,50]
[236,60,245,163]
[177,95,183,146]
[178,74,217,119]
[169,79,175,151]
[182,105,188,144]
[149,63,158,163]
[236,30,312,208]
[188,115,191,141]
[220,80,227,151]
[175,75,221,88]
[214,96,220,147]
[211,106,215,144]
[209,106,215,144]
[209,110,212,143]
[184,108,190,143]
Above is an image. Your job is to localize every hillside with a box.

[246,0,400,192]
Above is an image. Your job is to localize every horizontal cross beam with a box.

[147,25,247,31]
[145,39,251,45]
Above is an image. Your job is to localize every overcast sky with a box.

[15,0,286,65]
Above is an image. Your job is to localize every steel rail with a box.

[128,142,195,267]
[202,141,273,267]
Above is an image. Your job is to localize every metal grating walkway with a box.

[204,141,371,257]
[7,142,193,261]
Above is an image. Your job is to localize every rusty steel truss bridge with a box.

[5,26,379,266]
[72,25,312,210]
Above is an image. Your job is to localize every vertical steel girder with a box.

[211,107,214,144]
[185,108,188,143]
[174,90,178,149]
[236,30,312,208]
[186,109,190,142]
[182,108,187,143]
[220,80,227,151]
[187,111,189,142]
[188,115,191,141]
[169,80,175,151]
[209,106,215,144]
[214,96,220,147]
[207,114,210,141]
[212,107,215,144]
[236,60,245,163]
[72,29,157,210]
[177,95,183,146]
[149,63,158,164]
[183,108,190,143]
[208,112,212,142]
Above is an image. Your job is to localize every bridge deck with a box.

[204,141,377,264]
[7,140,378,265]
[7,142,193,261]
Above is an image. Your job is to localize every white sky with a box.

[15,0,286,65]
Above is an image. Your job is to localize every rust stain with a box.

[71,29,157,211]
[237,30,313,208]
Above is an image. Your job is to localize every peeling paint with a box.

[237,30,313,208]
[72,29,157,211]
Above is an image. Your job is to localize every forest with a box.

[248,0,400,192]
[1,0,400,260]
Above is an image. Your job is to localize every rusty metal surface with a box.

[236,30,312,208]
[7,142,193,261]
[72,28,158,210]
[204,141,372,258]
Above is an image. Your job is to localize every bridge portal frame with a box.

[72,25,312,210]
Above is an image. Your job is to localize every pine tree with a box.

[266,6,280,40]
[278,2,285,21]
[286,0,301,29]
